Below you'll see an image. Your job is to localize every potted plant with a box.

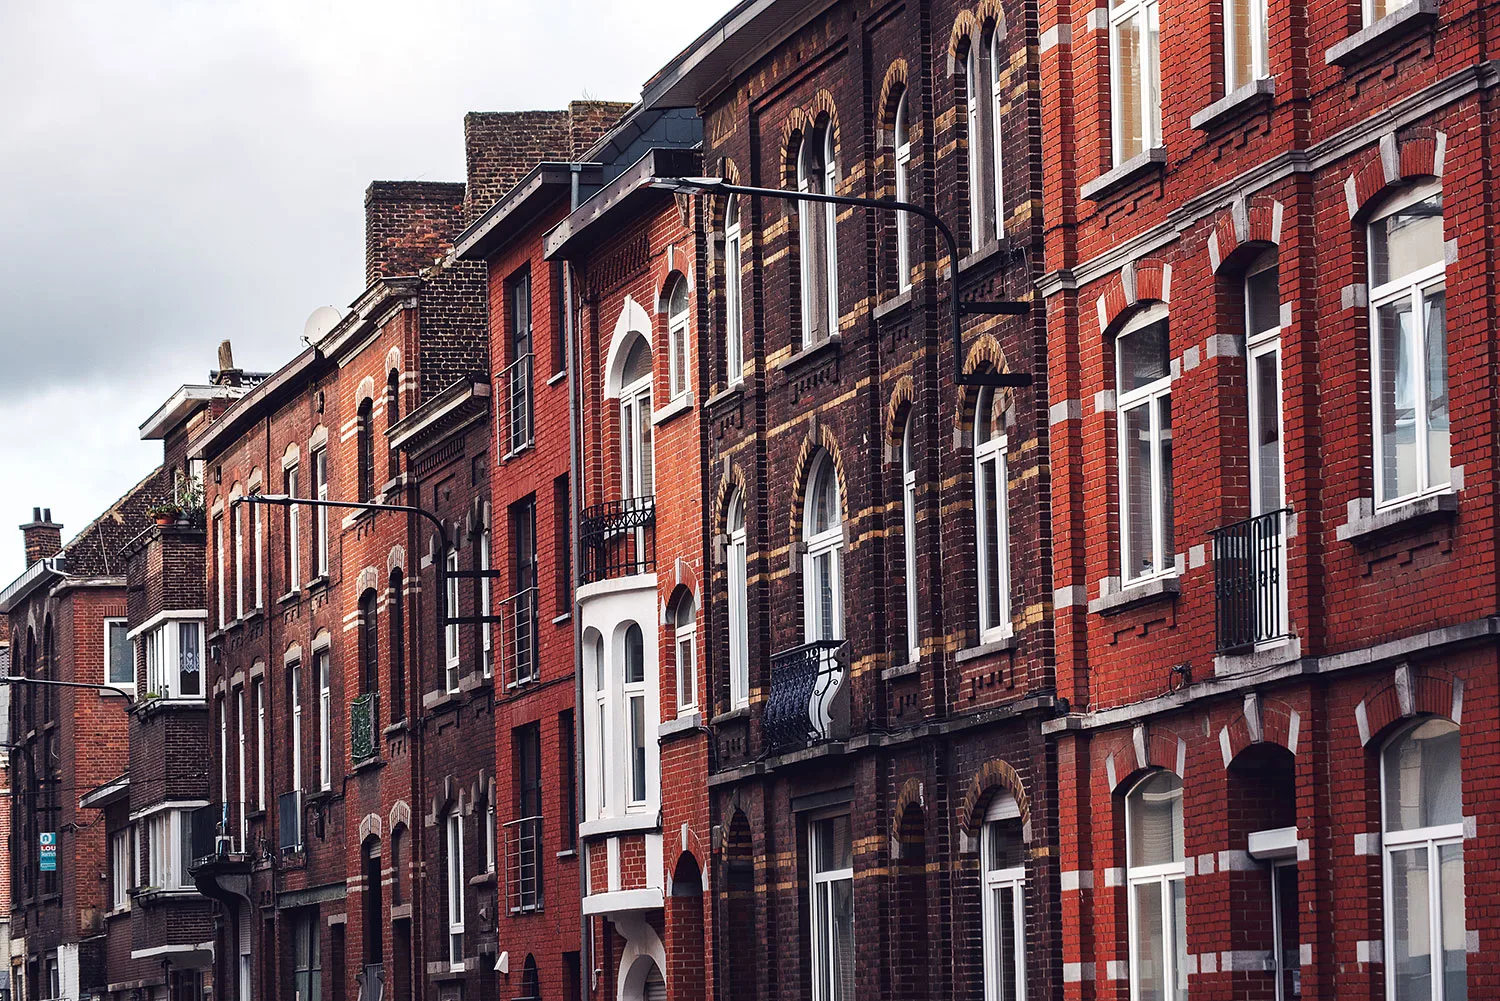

[174,472,206,527]
[147,502,183,526]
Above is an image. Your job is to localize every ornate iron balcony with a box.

[351,692,379,765]
[1210,508,1291,653]
[762,640,850,753]
[505,815,544,913]
[580,497,656,584]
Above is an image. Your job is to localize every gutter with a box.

[0,557,66,614]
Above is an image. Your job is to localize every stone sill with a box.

[1326,0,1438,65]
[547,368,568,387]
[881,660,920,681]
[658,712,701,741]
[873,287,915,322]
[1336,490,1457,542]
[957,238,1009,276]
[1081,147,1167,201]
[705,384,746,414]
[955,635,1017,663]
[503,441,535,463]
[1214,635,1302,678]
[278,590,300,607]
[468,871,497,888]
[352,756,384,774]
[774,334,842,375]
[652,394,694,427]
[1190,77,1276,130]
[710,706,751,726]
[1089,574,1181,615]
[580,813,660,839]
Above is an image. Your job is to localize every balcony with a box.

[359,964,386,1001]
[580,497,656,584]
[1210,509,1291,653]
[762,640,850,754]
[500,587,539,687]
[351,692,380,765]
[188,804,226,863]
[279,789,304,853]
[503,352,534,456]
[504,815,543,913]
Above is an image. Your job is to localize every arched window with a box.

[386,369,401,480]
[797,122,839,347]
[624,623,648,806]
[519,955,540,1001]
[1369,184,1448,507]
[674,593,697,715]
[1382,717,1465,1000]
[1116,306,1174,583]
[620,336,654,501]
[901,417,920,663]
[965,28,1004,245]
[803,455,844,643]
[389,570,405,723]
[666,275,691,401]
[893,92,913,292]
[445,807,465,965]
[981,794,1026,1001]
[357,398,375,503]
[724,194,745,385]
[974,388,1011,643]
[1125,770,1187,1001]
[727,491,750,709]
[359,589,378,698]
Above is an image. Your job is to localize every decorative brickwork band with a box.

[884,376,916,446]
[957,758,1031,837]
[947,3,1008,75]
[877,60,911,142]
[790,426,849,543]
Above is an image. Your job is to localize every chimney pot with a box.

[21,508,62,569]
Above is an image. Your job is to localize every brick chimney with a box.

[568,100,635,159]
[364,181,467,285]
[21,508,61,568]
[462,111,572,223]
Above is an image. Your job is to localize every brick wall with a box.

[365,181,467,285]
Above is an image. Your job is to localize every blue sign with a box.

[39,832,56,872]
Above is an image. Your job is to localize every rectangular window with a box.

[549,259,567,376]
[479,508,493,680]
[1110,0,1162,164]
[234,501,245,619]
[179,621,203,697]
[146,811,188,889]
[289,660,303,793]
[809,816,855,1001]
[512,722,544,911]
[446,812,465,966]
[624,628,648,807]
[313,447,329,577]
[1224,0,1269,92]
[252,493,265,608]
[110,829,130,911]
[285,465,301,591]
[316,650,331,791]
[559,709,577,845]
[554,475,572,616]
[506,268,535,455]
[675,604,697,715]
[982,819,1027,1001]
[445,549,461,692]
[214,514,225,626]
[143,620,203,699]
[1116,310,1174,583]
[105,618,132,688]
[294,911,322,1001]
[237,688,247,845]
[254,679,266,811]
[510,497,539,686]
[725,197,746,381]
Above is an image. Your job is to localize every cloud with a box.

[0,0,735,586]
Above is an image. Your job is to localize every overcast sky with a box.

[0,0,734,586]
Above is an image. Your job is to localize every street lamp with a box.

[646,176,1033,389]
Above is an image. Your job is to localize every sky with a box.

[0,0,736,586]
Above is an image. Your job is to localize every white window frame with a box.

[480,510,493,680]
[974,389,1012,643]
[893,94,913,292]
[289,660,303,795]
[233,500,245,620]
[136,617,205,700]
[809,816,854,1001]
[901,419,920,663]
[620,366,654,501]
[797,125,840,347]
[966,43,987,242]
[445,548,461,692]
[254,679,266,811]
[981,797,1027,1001]
[316,650,331,791]
[104,617,132,689]
[109,828,131,911]
[485,799,497,875]
[286,465,301,591]
[1245,256,1285,516]
[725,194,745,383]
[215,513,225,626]
[989,30,1006,240]
[1224,0,1270,92]
[145,810,190,890]
[236,687,247,846]
[624,624,649,809]
[252,492,264,609]
[589,634,609,818]
[727,493,750,710]
[1125,772,1187,1001]
[675,598,697,715]
[803,457,845,644]
[446,811,465,967]
[1109,0,1162,165]
[1116,306,1175,586]
[1365,0,1414,26]
[313,446,330,578]
[1380,718,1466,1001]
[667,277,691,401]
[1368,183,1449,509]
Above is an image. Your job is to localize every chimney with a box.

[213,339,244,388]
[21,507,62,569]
[568,101,635,160]
[364,181,467,285]
[462,111,572,223]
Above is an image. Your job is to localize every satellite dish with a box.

[302,305,344,345]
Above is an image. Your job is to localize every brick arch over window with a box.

[1218,694,1303,767]
[788,424,850,544]
[1105,725,1189,792]
[877,60,911,141]
[1095,259,1173,335]
[1207,195,1286,272]
[957,758,1031,837]
[1354,663,1464,747]
[713,465,749,530]
[884,376,916,448]
[359,812,383,844]
[946,2,1008,75]
[779,94,842,188]
[960,334,1019,426]
[891,778,926,844]
[1343,130,1447,220]
[384,347,402,375]
[388,799,411,831]
[386,545,406,576]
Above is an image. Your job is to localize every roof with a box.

[57,466,170,579]
[139,384,247,441]
[453,162,603,262]
[544,148,703,261]
[80,773,130,810]
[189,345,324,462]
[388,376,492,455]
[640,0,835,110]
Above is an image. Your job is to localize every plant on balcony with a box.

[147,501,183,526]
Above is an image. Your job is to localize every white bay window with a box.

[137,617,204,699]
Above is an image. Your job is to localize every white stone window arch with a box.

[797,121,839,347]
[974,388,1012,643]
[1125,769,1187,1001]
[726,490,749,709]
[803,453,844,644]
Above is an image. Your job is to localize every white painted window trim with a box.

[798,126,840,347]
[624,624,649,809]
[289,659,303,795]
[447,810,465,967]
[313,446,330,579]
[104,617,132,689]
[1224,0,1270,90]
[990,30,1006,241]
[141,619,204,700]
[803,456,845,644]
[236,688,247,847]
[893,93,913,292]
[974,389,1013,643]
[445,548,461,691]
[728,494,750,709]
[286,464,301,590]
[902,420,920,663]
[233,502,245,620]
[967,44,986,241]
[254,679,266,811]
[316,649,331,791]
[675,600,698,715]
[1125,772,1187,1001]
[809,816,854,1001]
[621,370,655,501]
[252,493,264,610]
[667,277,692,401]
[1115,306,1176,587]
[725,195,745,385]
[981,796,1027,1001]
[1109,0,1162,164]
[589,633,609,818]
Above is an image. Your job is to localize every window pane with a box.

[1384,719,1462,832]
[1132,880,1166,1001]
[1123,402,1155,579]
[1378,297,1420,500]
[624,625,644,684]
[179,624,202,696]
[1170,878,1187,1001]
[1119,320,1170,392]
[629,695,646,802]
[1424,290,1450,489]
[981,457,1004,629]
[1372,195,1444,287]
[986,821,1025,871]
[1253,350,1283,513]
[1275,865,1300,999]
[1128,771,1184,867]
[1114,13,1145,160]
[1439,842,1468,1001]
[108,622,131,685]
[815,816,853,872]
[1247,264,1280,337]
[1389,846,1432,1001]
[831,876,855,1001]
[1158,395,1174,563]
[1227,0,1253,90]
[993,884,1020,1001]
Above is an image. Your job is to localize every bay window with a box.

[624,623,648,806]
[1383,718,1465,1001]
[590,633,607,817]
[145,810,192,890]
[139,618,204,699]
[1369,186,1448,507]
[1126,771,1187,1001]
[1116,308,1174,584]
[1110,0,1161,163]
[725,194,745,383]
[798,122,839,347]
[110,828,131,911]
[728,492,749,709]
[809,815,855,1001]
[974,388,1011,642]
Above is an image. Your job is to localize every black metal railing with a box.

[189,804,221,862]
[278,789,304,853]
[505,815,544,913]
[351,692,379,764]
[580,497,656,584]
[359,964,386,1001]
[762,640,849,753]
[1210,508,1291,653]
[504,352,534,455]
[500,587,539,687]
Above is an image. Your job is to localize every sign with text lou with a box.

[39,831,57,872]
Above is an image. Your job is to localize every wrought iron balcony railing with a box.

[580,497,656,584]
[503,352,534,456]
[351,692,379,764]
[359,964,386,1001]
[279,789,304,854]
[188,803,222,862]
[1210,508,1292,653]
[762,640,850,753]
[504,815,544,913]
[500,587,539,688]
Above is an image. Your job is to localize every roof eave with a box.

[453,163,604,262]
[544,148,703,261]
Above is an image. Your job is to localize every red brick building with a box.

[1034,0,1500,992]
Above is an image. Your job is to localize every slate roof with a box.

[58,466,171,578]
